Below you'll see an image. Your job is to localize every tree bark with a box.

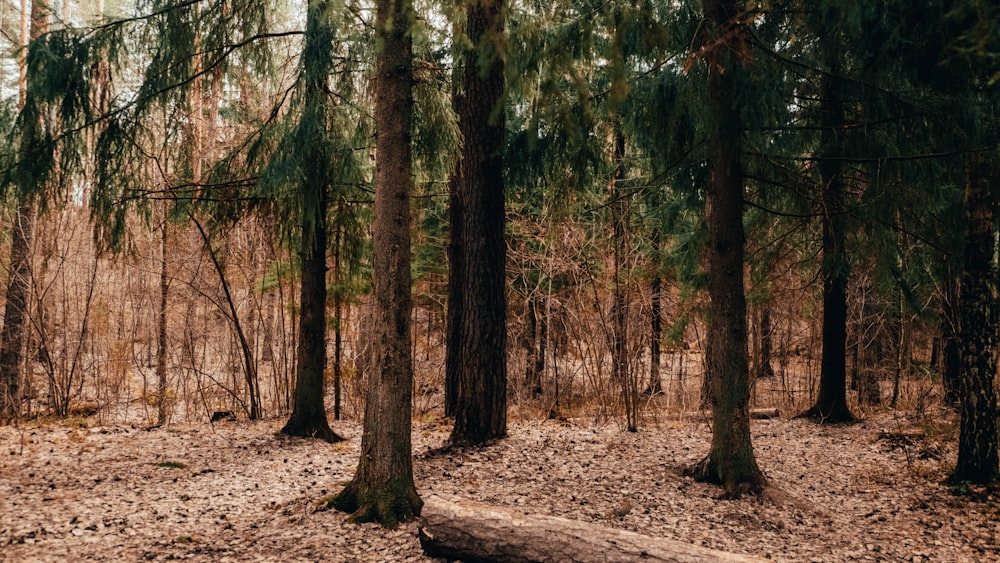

[280,0,342,442]
[447,0,508,445]
[419,495,766,563]
[940,268,961,407]
[753,304,775,381]
[0,0,48,424]
[800,58,855,423]
[535,296,547,389]
[609,124,637,431]
[0,206,34,423]
[331,0,422,525]
[687,0,764,496]
[155,211,169,426]
[281,199,342,442]
[647,229,663,395]
[523,296,542,397]
[952,152,999,484]
[333,213,343,421]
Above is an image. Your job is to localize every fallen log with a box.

[419,495,766,563]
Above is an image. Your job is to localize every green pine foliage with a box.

[1,0,997,477]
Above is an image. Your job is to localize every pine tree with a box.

[953,151,999,483]
[799,48,856,423]
[278,0,345,443]
[684,0,764,496]
[0,0,48,424]
[331,0,423,525]
[446,0,508,445]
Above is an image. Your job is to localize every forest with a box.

[1,0,999,561]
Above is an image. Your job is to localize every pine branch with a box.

[790,147,975,164]
[2,30,301,179]
[744,197,820,219]
[85,0,205,37]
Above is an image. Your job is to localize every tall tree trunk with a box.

[281,0,341,442]
[686,0,764,496]
[753,304,775,381]
[536,296,548,391]
[0,206,34,423]
[646,229,663,395]
[444,159,462,418]
[155,211,169,426]
[940,268,961,407]
[952,152,999,484]
[609,125,637,431]
[523,295,542,396]
[281,200,341,441]
[800,59,855,423]
[447,0,507,445]
[17,0,27,101]
[332,0,422,525]
[891,289,907,409]
[0,0,48,424]
[333,211,343,421]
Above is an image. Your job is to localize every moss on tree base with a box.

[331,477,423,528]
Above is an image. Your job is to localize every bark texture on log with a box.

[419,495,766,563]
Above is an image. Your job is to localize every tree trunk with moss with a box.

[686,0,764,497]
[331,0,422,525]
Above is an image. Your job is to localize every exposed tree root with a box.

[331,479,423,528]
[795,404,857,424]
[279,420,344,443]
[684,455,766,499]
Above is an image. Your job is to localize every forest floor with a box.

[2,407,998,562]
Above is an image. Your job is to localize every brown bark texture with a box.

[419,495,767,563]
[331,0,422,525]
[281,206,342,442]
[523,296,542,396]
[953,153,999,484]
[1,0,48,424]
[0,206,34,422]
[753,305,774,381]
[155,217,169,426]
[688,0,764,496]
[647,233,664,394]
[447,0,508,445]
[280,0,340,441]
[801,64,855,423]
[940,269,961,407]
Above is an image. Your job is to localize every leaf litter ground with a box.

[2,408,998,562]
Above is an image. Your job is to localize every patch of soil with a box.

[2,409,997,562]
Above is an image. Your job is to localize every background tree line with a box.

[0,0,998,523]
